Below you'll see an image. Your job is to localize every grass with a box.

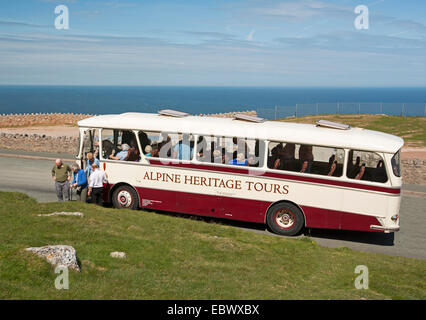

[0,192,425,300]
[279,114,426,147]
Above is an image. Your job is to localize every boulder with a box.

[26,245,80,271]
[110,251,126,259]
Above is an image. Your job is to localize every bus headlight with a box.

[391,215,399,223]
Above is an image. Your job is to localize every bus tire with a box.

[266,202,304,236]
[112,185,139,210]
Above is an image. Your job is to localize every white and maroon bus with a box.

[77,110,403,236]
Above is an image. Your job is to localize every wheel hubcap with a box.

[275,209,295,229]
[117,190,132,207]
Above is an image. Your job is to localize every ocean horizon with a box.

[0,86,425,117]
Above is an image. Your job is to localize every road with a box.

[0,153,425,260]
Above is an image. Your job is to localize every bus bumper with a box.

[370,225,400,233]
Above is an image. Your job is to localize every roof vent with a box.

[158,109,189,117]
[233,113,265,123]
[316,120,350,130]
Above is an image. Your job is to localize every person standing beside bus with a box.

[51,159,72,201]
[87,163,108,206]
[70,163,88,202]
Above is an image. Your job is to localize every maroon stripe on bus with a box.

[131,186,381,232]
[147,159,401,195]
[301,205,381,232]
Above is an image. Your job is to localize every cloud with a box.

[181,31,236,41]
[274,31,426,55]
[0,19,49,29]
[253,0,352,21]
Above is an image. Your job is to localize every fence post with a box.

[274,105,277,120]
[380,102,383,114]
[295,104,298,117]
[358,103,360,114]
[337,102,339,114]
[316,103,318,115]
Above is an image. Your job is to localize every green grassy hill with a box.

[279,114,426,147]
[0,192,425,299]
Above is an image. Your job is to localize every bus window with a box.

[196,135,263,167]
[101,129,140,161]
[268,142,344,176]
[347,150,388,183]
[391,150,401,177]
[140,131,164,158]
[143,131,193,160]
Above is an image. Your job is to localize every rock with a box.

[37,211,84,217]
[26,245,80,271]
[110,251,126,259]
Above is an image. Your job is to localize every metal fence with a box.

[257,102,426,120]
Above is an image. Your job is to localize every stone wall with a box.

[401,158,426,185]
[0,133,78,155]
[0,113,92,127]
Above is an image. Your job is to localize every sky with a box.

[0,0,425,86]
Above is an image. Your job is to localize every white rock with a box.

[26,245,80,271]
[110,251,126,259]
[37,212,84,217]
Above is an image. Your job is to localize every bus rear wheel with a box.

[112,185,139,210]
[266,202,304,236]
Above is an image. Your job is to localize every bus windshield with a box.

[391,150,401,177]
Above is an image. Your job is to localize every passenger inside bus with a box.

[172,133,193,160]
[327,154,337,176]
[299,145,314,173]
[347,150,388,183]
[280,143,296,170]
[109,143,131,161]
[228,153,248,166]
[268,143,283,169]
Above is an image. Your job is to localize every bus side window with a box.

[102,129,140,161]
[268,142,299,172]
[347,150,388,183]
[268,142,344,176]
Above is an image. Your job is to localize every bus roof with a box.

[78,112,404,154]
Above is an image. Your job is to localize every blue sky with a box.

[0,0,425,86]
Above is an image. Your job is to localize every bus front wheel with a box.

[266,202,304,236]
[112,185,139,210]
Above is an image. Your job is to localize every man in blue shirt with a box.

[173,134,193,161]
[70,163,88,202]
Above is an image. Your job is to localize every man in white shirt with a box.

[87,163,108,205]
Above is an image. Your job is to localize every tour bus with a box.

[76,110,403,236]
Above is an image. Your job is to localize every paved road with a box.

[0,154,425,260]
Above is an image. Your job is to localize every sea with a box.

[0,86,425,119]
